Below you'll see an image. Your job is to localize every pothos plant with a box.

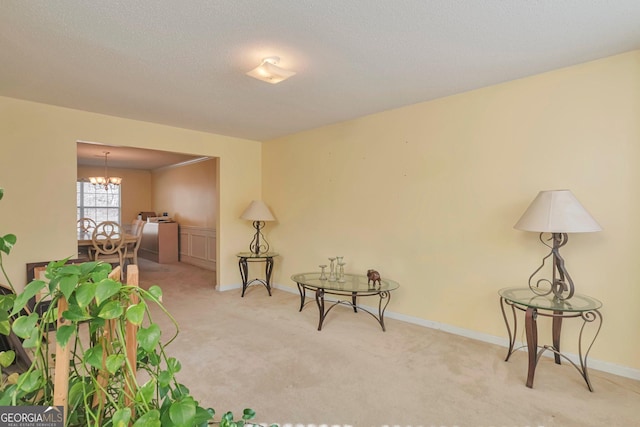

[0,188,273,427]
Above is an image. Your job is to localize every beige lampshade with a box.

[240,200,275,221]
[514,190,602,233]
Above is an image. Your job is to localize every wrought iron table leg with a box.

[264,257,274,296]
[315,288,326,331]
[239,258,249,297]
[500,297,518,361]
[525,307,538,388]
[552,311,562,364]
[378,291,391,332]
[578,310,603,392]
[351,292,357,313]
[296,283,306,311]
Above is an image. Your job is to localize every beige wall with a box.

[263,51,640,370]
[0,97,262,289]
[77,165,153,222]
[1,50,638,373]
[152,158,218,228]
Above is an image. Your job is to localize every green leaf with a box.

[112,408,132,427]
[132,409,161,427]
[11,280,45,316]
[17,370,43,393]
[146,349,160,366]
[125,301,145,325]
[158,370,173,387]
[0,320,11,336]
[106,354,125,375]
[193,407,214,426]
[138,323,161,352]
[59,274,79,301]
[68,379,88,408]
[167,357,181,374]
[97,300,123,319]
[170,383,190,400]
[0,188,3,200]
[12,313,38,339]
[147,285,163,301]
[136,378,156,405]
[0,350,15,368]
[169,397,197,426]
[84,344,104,370]
[0,293,15,312]
[89,317,105,335]
[242,408,256,421]
[22,329,39,348]
[75,282,97,308]
[62,304,92,322]
[56,324,76,347]
[0,234,17,255]
[95,278,122,306]
[79,261,102,276]
[57,263,82,277]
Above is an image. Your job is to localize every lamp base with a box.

[528,233,575,300]
[248,221,270,255]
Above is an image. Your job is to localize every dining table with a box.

[77,231,138,247]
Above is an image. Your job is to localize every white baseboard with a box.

[262,283,640,382]
[216,283,242,292]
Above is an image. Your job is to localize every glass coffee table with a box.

[291,272,399,331]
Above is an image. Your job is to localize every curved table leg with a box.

[239,257,249,297]
[378,291,391,332]
[552,310,563,364]
[315,288,326,331]
[525,307,538,388]
[351,292,357,313]
[296,282,306,311]
[264,256,274,296]
[579,310,603,392]
[500,297,518,361]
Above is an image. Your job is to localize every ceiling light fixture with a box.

[88,151,122,191]
[246,56,296,84]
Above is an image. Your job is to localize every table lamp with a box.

[240,200,276,255]
[514,190,601,300]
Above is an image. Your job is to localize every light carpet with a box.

[136,259,640,427]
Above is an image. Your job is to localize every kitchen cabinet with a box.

[139,222,179,264]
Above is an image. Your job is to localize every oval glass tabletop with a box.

[291,272,399,293]
[236,252,279,258]
[499,287,602,312]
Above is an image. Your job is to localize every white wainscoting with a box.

[179,226,216,271]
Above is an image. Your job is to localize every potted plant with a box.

[0,187,272,427]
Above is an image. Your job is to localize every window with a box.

[77,181,121,224]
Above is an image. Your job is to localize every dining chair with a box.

[77,218,97,260]
[124,220,145,267]
[91,221,127,278]
[77,217,97,233]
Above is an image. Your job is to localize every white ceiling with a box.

[2,1,640,144]
[76,142,206,170]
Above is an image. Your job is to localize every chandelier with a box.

[88,151,122,190]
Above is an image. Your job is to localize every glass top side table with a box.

[499,287,603,391]
[236,252,279,297]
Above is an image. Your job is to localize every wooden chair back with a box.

[91,221,127,274]
[77,217,97,233]
[125,220,146,266]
